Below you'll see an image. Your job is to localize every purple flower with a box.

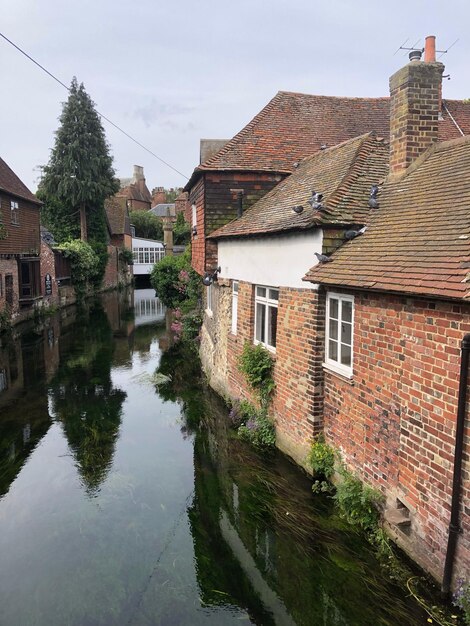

[246,418,258,431]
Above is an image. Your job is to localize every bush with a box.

[130,210,163,240]
[238,411,276,450]
[150,248,200,310]
[454,579,470,625]
[334,469,384,531]
[238,342,275,408]
[308,435,335,493]
[173,212,191,245]
[57,239,101,295]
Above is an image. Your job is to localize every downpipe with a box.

[441,333,470,597]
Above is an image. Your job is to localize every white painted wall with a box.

[217,231,322,289]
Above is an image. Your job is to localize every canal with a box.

[0,290,441,625]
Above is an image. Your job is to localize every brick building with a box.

[305,41,470,589]
[202,133,389,463]
[116,165,152,212]
[0,157,42,321]
[196,36,470,588]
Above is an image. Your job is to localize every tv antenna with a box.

[393,37,459,58]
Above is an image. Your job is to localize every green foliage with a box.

[39,77,119,241]
[129,210,163,240]
[0,308,11,333]
[334,468,384,532]
[0,224,8,240]
[173,212,191,245]
[238,342,275,408]
[238,410,276,450]
[150,248,200,310]
[56,239,101,296]
[308,435,335,493]
[89,240,109,288]
[454,579,470,625]
[119,247,134,266]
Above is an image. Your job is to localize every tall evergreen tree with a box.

[39,78,119,241]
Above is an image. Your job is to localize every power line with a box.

[0,31,189,181]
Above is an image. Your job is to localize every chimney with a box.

[152,187,166,206]
[133,165,145,183]
[389,35,444,176]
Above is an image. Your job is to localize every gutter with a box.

[442,333,470,596]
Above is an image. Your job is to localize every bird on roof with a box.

[308,191,324,210]
[345,226,367,240]
[314,252,333,263]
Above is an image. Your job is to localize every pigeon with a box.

[314,252,333,263]
[368,185,379,208]
[308,191,324,210]
[345,226,367,240]
[292,205,304,214]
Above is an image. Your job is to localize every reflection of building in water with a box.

[133,289,166,326]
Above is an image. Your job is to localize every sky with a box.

[2,0,470,194]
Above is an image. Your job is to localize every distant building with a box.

[116,165,152,212]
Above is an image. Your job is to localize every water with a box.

[0,290,439,625]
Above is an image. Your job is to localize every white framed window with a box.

[11,200,19,225]
[325,292,354,377]
[231,281,239,334]
[206,284,213,314]
[254,285,278,350]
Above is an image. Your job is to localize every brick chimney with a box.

[152,187,166,206]
[133,165,145,184]
[389,35,444,176]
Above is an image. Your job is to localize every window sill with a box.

[205,309,213,318]
[322,362,354,385]
[254,339,276,355]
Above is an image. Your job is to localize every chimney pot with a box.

[409,49,422,62]
[424,35,436,63]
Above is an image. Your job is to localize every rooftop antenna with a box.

[393,36,459,59]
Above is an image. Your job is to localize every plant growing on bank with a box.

[150,248,200,311]
[454,579,470,625]
[56,239,102,296]
[238,342,275,409]
[233,343,276,450]
[308,435,335,493]
[119,247,134,266]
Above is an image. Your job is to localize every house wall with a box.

[0,193,41,256]
[189,171,286,275]
[200,279,326,467]
[39,241,59,307]
[0,258,19,317]
[218,231,322,289]
[321,288,470,584]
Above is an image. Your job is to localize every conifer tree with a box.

[39,78,119,241]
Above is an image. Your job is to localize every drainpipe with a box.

[442,333,470,597]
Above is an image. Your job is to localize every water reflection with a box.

[48,302,127,495]
[0,291,437,625]
[134,288,166,326]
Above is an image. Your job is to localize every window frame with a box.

[10,200,19,226]
[254,285,279,352]
[324,291,354,378]
[231,281,239,334]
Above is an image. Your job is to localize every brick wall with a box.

[0,258,19,317]
[322,288,470,583]
[40,241,60,307]
[389,61,443,176]
[200,279,326,467]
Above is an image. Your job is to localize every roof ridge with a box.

[277,90,390,101]
[325,134,380,212]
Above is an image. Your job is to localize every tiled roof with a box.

[0,157,41,205]
[184,92,470,191]
[150,203,176,217]
[105,196,129,236]
[209,133,389,239]
[304,136,470,300]
[117,182,152,204]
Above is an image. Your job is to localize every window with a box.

[254,286,278,350]
[231,281,239,334]
[325,292,354,377]
[206,284,213,313]
[0,274,2,298]
[10,200,19,225]
[191,204,197,236]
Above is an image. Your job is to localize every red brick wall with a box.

[220,281,325,463]
[322,289,470,582]
[40,241,59,306]
[0,258,19,316]
[188,177,205,275]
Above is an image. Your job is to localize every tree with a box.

[129,210,163,240]
[39,77,119,242]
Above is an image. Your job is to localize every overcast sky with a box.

[2,0,470,194]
